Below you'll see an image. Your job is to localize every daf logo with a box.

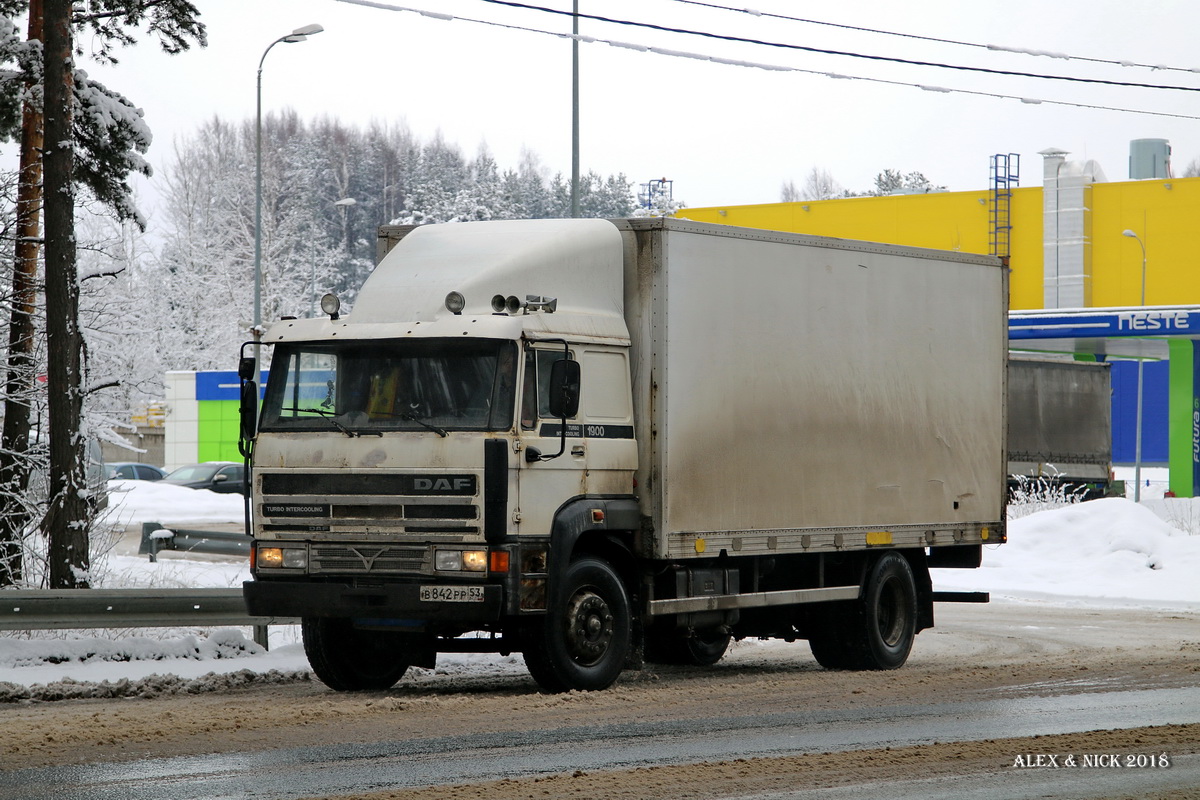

[414,477,473,492]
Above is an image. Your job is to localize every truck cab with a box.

[244,219,641,691]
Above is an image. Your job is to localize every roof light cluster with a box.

[442,292,559,316]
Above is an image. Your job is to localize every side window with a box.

[581,350,632,421]
[521,348,576,429]
[116,465,135,479]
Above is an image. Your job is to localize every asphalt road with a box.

[2,603,1198,800]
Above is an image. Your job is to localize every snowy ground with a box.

[1,479,1198,696]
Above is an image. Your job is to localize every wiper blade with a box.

[280,406,365,438]
[400,410,449,438]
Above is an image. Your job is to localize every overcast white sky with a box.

[27,0,1200,213]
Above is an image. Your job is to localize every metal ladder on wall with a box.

[990,154,1020,258]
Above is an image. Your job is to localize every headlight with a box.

[434,549,488,572]
[461,550,487,572]
[257,547,306,569]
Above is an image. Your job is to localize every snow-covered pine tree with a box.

[0,0,205,587]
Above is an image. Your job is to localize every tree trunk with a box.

[43,0,89,589]
[0,0,45,587]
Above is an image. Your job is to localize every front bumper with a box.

[244,579,504,623]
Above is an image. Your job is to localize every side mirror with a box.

[237,356,257,381]
[239,379,258,442]
[547,359,581,419]
[212,473,228,484]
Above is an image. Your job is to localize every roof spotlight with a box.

[320,293,341,320]
[445,291,466,315]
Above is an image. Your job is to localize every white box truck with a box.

[241,218,1007,693]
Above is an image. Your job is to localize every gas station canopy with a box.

[1009,306,1200,359]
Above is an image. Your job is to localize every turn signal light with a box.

[489,550,510,573]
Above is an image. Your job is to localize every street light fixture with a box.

[1121,228,1147,502]
[254,23,324,369]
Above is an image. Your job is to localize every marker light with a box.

[445,291,466,314]
[489,550,510,573]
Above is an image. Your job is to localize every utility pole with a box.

[570,0,580,218]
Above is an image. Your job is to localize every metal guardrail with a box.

[0,588,299,647]
[139,522,251,561]
[0,526,298,648]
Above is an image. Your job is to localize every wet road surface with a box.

[4,685,1197,800]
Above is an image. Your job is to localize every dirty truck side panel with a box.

[616,220,1007,560]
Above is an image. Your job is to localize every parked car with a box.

[161,461,246,495]
[106,462,168,481]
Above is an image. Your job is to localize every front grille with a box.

[405,505,477,520]
[261,472,476,496]
[257,471,482,535]
[310,545,428,574]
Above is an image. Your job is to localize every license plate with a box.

[419,585,485,603]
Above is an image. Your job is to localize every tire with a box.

[645,628,731,667]
[810,552,917,671]
[807,619,856,669]
[523,557,632,692]
[301,617,412,691]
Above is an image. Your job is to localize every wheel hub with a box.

[565,590,613,665]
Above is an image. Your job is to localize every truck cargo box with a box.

[616,220,1007,559]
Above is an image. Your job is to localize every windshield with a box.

[260,338,518,434]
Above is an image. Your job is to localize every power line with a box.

[668,0,1200,77]
[333,0,1200,120]
[471,0,1200,94]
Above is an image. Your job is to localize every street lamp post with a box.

[1122,228,1148,502]
[254,24,324,370]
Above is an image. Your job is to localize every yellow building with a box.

[677,162,1200,496]
[677,177,1199,311]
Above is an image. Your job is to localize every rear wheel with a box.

[523,557,632,692]
[302,618,413,691]
[809,552,917,670]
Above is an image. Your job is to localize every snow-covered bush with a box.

[1007,474,1087,520]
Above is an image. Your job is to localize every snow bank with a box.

[933,498,1200,608]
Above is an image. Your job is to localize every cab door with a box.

[516,345,587,536]
[516,343,637,536]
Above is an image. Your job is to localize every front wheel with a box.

[523,557,632,692]
[302,618,412,691]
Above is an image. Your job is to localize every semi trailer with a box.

[241,217,1007,692]
[1007,357,1113,499]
